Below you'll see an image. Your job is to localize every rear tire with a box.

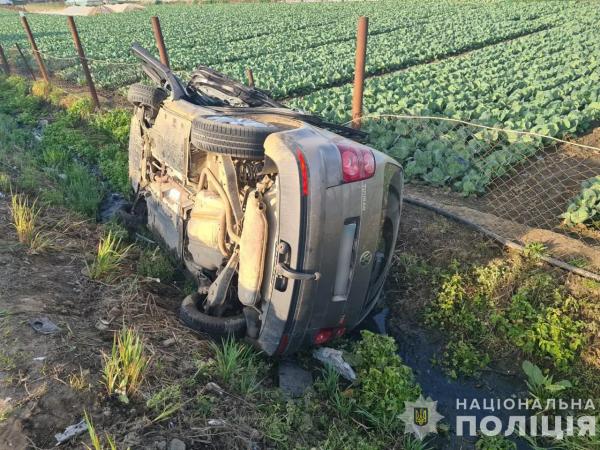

[191,115,278,160]
[179,293,246,338]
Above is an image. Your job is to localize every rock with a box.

[278,359,312,398]
[169,438,186,450]
[153,439,167,450]
[161,337,176,347]
[205,382,224,396]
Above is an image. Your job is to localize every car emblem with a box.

[359,251,372,266]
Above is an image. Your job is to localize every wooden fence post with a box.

[351,16,368,129]
[14,43,36,80]
[245,68,255,88]
[67,16,100,110]
[20,13,49,82]
[0,45,9,75]
[151,16,170,68]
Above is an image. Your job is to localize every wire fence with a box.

[358,115,600,277]
[0,21,599,278]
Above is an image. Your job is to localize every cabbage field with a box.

[0,0,599,195]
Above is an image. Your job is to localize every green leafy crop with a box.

[561,176,600,229]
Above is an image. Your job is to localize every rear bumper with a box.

[257,124,403,355]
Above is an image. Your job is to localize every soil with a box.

[0,195,203,449]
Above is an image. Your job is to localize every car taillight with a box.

[314,327,346,345]
[297,149,309,196]
[337,142,376,183]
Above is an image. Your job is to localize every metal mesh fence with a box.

[359,115,600,276]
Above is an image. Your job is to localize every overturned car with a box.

[126,44,403,355]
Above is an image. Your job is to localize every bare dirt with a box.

[0,196,204,449]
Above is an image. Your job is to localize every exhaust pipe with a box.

[238,191,268,306]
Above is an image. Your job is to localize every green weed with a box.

[523,242,548,260]
[441,340,490,379]
[98,144,129,195]
[84,410,122,450]
[320,423,383,450]
[146,384,183,422]
[210,338,264,395]
[9,194,48,252]
[87,231,132,281]
[522,360,571,409]
[352,331,421,431]
[401,435,433,450]
[104,219,129,243]
[137,246,176,283]
[426,257,586,376]
[475,435,516,450]
[102,328,148,403]
[17,165,42,192]
[0,172,10,191]
[67,97,94,120]
[61,163,104,217]
[92,109,131,145]
[0,401,11,423]
[567,257,588,268]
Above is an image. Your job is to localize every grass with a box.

[137,246,176,283]
[0,399,11,423]
[84,411,120,450]
[9,194,48,253]
[102,327,148,403]
[146,384,183,422]
[210,338,264,396]
[68,367,90,391]
[87,231,132,281]
[475,435,516,450]
[62,163,104,218]
[0,172,10,192]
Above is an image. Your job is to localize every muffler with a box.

[238,191,268,306]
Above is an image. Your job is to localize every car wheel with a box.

[179,292,246,338]
[191,115,279,160]
[127,83,168,110]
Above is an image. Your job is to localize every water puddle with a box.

[361,308,530,449]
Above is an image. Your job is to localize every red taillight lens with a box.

[314,327,346,345]
[297,149,309,196]
[336,142,376,183]
[314,328,334,345]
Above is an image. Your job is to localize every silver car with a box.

[127,44,403,355]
